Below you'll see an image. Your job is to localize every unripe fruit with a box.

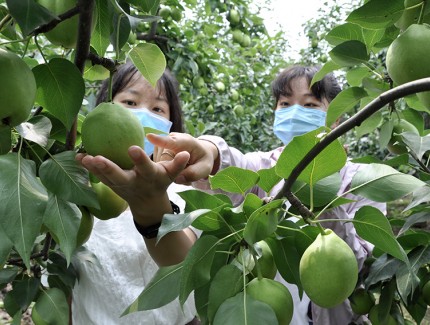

[233,104,244,117]
[349,287,375,315]
[241,34,251,47]
[230,89,239,101]
[214,81,226,93]
[0,49,36,127]
[88,181,128,220]
[246,278,293,325]
[81,102,145,169]
[158,7,171,19]
[386,24,430,108]
[299,229,358,308]
[249,241,277,280]
[232,30,244,44]
[192,76,205,88]
[228,9,240,24]
[38,0,96,49]
[76,207,94,246]
[171,8,182,22]
[387,119,419,154]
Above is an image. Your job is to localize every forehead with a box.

[122,74,165,98]
[284,77,311,96]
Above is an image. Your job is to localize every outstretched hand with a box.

[150,132,219,184]
[76,145,190,221]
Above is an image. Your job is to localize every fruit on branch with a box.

[246,277,293,325]
[38,0,96,49]
[299,229,358,308]
[0,49,36,127]
[348,287,375,315]
[228,9,241,25]
[249,240,277,280]
[386,23,430,108]
[76,207,94,246]
[81,102,145,169]
[214,81,226,93]
[88,181,128,220]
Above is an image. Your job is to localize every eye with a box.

[278,101,289,107]
[152,107,164,113]
[303,102,320,108]
[120,100,137,107]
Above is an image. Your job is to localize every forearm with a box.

[130,195,197,267]
[145,228,196,266]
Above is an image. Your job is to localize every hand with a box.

[76,146,190,225]
[149,132,219,184]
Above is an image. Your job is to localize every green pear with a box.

[88,181,128,220]
[0,49,36,127]
[81,102,145,169]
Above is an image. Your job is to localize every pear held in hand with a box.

[81,102,145,169]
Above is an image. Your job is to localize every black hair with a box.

[271,65,342,108]
[96,61,184,132]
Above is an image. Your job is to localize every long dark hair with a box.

[96,61,184,132]
[271,65,341,108]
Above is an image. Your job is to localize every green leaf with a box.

[402,133,430,160]
[326,87,368,127]
[33,58,85,130]
[325,23,364,46]
[179,189,232,211]
[91,0,112,56]
[6,0,55,36]
[209,166,260,195]
[207,265,244,322]
[213,292,278,325]
[0,266,19,285]
[15,115,52,147]
[353,206,408,263]
[346,67,373,87]
[123,263,183,314]
[243,199,284,244]
[128,43,166,87]
[43,195,81,265]
[0,226,13,267]
[179,235,218,305]
[0,153,48,269]
[350,163,427,202]
[0,125,11,155]
[10,276,40,310]
[39,151,99,208]
[310,60,341,86]
[399,211,430,235]
[329,40,370,67]
[33,288,69,325]
[292,172,341,207]
[257,167,282,194]
[396,246,430,302]
[365,254,403,288]
[346,0,404,29]
[355,111,382,138]
[111,13,131,52]
[275,127,347,185]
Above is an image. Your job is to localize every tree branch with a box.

[32,6,80,35]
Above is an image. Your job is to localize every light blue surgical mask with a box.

[130,108,172,156]
[273,104,327,145]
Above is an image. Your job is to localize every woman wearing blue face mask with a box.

[72,62,200,325]
[147,65,386,325]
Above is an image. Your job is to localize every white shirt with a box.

[72,183,196,325]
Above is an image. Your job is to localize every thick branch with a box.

[87,52,119,72]
[275,77,430,201]
[32,6,80,35]
[65,0,95,151]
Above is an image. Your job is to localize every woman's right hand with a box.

[149,132,219,184]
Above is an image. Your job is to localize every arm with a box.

[77,146,196,266]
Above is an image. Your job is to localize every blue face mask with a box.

[130,108,172,156]
[273,104,327,145]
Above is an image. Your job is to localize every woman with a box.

[148,65,387,325]
[72,62,199,324]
